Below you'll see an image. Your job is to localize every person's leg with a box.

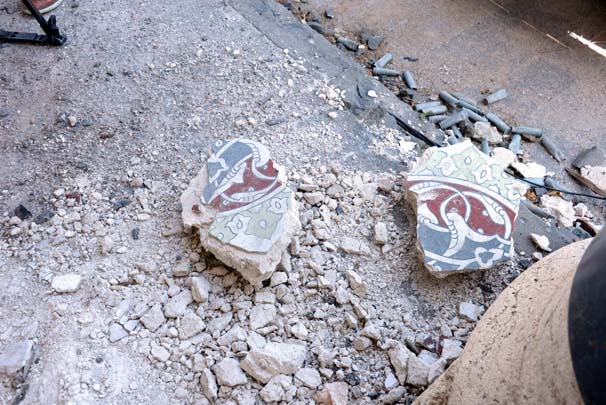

[22,0,63,15]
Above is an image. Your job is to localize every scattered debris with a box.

[540,195,576,227]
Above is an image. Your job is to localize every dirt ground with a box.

[0,0,602,404]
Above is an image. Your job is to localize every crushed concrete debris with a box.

[540,195,576,228]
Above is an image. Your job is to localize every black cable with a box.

[390,112,606,201]
[506,170,606,201]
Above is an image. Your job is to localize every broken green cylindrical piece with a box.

[484,88,508,105]
[403,71,417,90]
[439,112,466,129]
[439,91,459,107]
[508,134,522,155]
[486,112,511,134]
[422,105,448,116]
[462,108,488,123]
[373,67,400,76]
[374,53,393,68]
[512,126,543,140]
[541,135,566,162]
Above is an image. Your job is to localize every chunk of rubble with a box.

[472,122,502,145]
[405,140,526,277]
[540,195,575,228]
[510,161,547,179]
[315,382,349,405]
[567,146,606,196]
[530,233,552,252]
[491,147,517,167]
[0,340,35,378]
[181,139,301,285]
[240,342,307,384]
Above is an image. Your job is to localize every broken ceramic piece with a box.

[182,139,300,285]
[406,140,526,277]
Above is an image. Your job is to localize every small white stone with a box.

[270,272,288,287]
[150,344,169,362]
[328,111,338,119]
[290,322,308,340]
[367,90,378,98]
[179,311,206,339]
[440,339,464,362]
[458,302,482,322]
[51,274,82,293]
[140,304,166,332]
[530,233,552,252]
[294,368,321,389]
[191,276,210,303]
[249,304,276,330]
[200,369,218,400]
[212,358,247,387]
[373,222,388,245]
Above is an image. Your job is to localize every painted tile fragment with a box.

[405,140,526,277]
[201,139,292,253]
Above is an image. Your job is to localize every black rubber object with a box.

[569,228,606,404]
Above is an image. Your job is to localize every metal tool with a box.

[0,0,67,46]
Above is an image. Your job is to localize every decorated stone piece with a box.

[182,139,300,285]
[405,140,526,277]
[202,139,291,253]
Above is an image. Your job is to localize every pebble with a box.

[150,343,170,362]
[109,323,129,342]
[0,340,34,376]
[530,233,552,252]
[191,276,210,303]
[353,336,372,351]
[260,374,292,403]
[294,367,322,389]
[373,222,388,245]
[388,344,412,384]
[384,372,398,389]
[315,381,348,405]
[179,311,205,339]
[51,274,82,293]
[140,304,166,332]
[241,343,307,383]
[200,369,218,400]
[270,271,288,286]
[213,358,248,387]
[249,304,276,330]
[440,339,463,361]
[340,237,370,256]
[458,302,482,322]
[164,290,193,318]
